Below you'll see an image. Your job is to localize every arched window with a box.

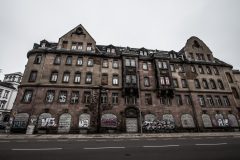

[202,79,209,89]
[226,72,233,83]
[210,79,216,89]
[217,79,224,90]
[232,87,239,99]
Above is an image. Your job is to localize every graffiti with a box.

[101,114,117,128]
[142,120,175,132]
[12,113,29,129]
[217,119,229,127]
[79,120,89,128]
[41,118,56,127]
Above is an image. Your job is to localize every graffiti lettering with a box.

[217,119,229,127]
[41,118,56,127]
[142,120,175,132]
[79,120,89,128]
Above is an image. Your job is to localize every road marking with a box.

[195,143,227,146]
[0,140,10,143]
[143,145,180,148]
[96,139,107,142]
[84,147,125,150]
[12,148,62,151]
[77,139,88,142]
[16,140,28,142]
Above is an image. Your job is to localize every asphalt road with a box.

[0,136,240,160]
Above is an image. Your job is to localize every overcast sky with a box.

[0,0,240,80]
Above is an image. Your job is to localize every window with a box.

[143,62,148,70]
[207,54,211,61]
[175,95,183,105]
[0,101,6,109]
[76,57,83,66]
[62,72,70,83]
[101,93,108,104]
[22,90,33,103]
[112,75,119,85]
[101,74,108,85]
[66,56,72,65]
[185,95,192,105]
[202,79,209,89]
[111,48,115,53]
[194,79,201,88]
[107,48,111,53]
[144,77,150,87]
[71,42,77,50]
[87,43,92,51]
[126,75,131,84]
[198,95,205,106]
[3,90,9,99]
[83,91,91,104]
[59,91,67,103]
[102,59,108,68]
[86,72,92,84]
[74,72,81,83]
[213,67,219,75]
[50,72,58,82]
[145,93,152,105]
[139,51,143,55]
[217,79,224,90]
[210,79,217,89]
[45,90,55,103]
[132,75,137,84]
[77,43,83,50]
[54,55,61,65]
[62,41,68,49]
[181,79,188,88]
[29,71,37,82]
[198,65,204,74]
[173,79,179,88]
[165,77,170,85]
[226,72,233,83]
[215,96,222,106]
[160,77,165,85]
[160,97,165,104]
[125,59,130,66]
[34,55,42,64]
[130,59,136,67]
[113,60,119,68]
[158,61,167,69]
[87,58,93,66]
[112,93,119,104]
[178,65,184,72]
[125,96,136,105]
[206,66,212,74]
[206,95,214,106]
[232,87,239,99]
[189,53,194,60]
[191,65,196,73]
[0,89,3,98]
[70,91,79,104]
[223,96,230,106]
[170,64,175,72]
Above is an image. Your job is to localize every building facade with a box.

[0,72,22,128]
[11,24,240,133]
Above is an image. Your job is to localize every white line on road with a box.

[84,147,125,150]
[195,143,227,146]
[37,140,49,142]
[12,148,63,151]
[143,145,180,148]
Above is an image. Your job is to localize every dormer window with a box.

[143,51,148,56]
[140,51,143,55]
[41,43,46,48]
[107,48,111,53]
[111,48,115,53]
[87,43,92,51]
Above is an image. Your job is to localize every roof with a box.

[0,82,16,90]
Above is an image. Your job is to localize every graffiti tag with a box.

[41,118,56,127]
[142,120,175,132]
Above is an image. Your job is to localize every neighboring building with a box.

[11,24,240,133]
[0,72,22,128]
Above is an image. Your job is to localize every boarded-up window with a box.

[101,74,108,85]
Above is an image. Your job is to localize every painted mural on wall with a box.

[227,114,239,127]
[126,118,138,133]
[101,114,117,128]
[79,113,90,128]
[58,113,72,133]
[142,114,175,132]
[202,114,213,128]
[12,113,29,129]
[181,114,195,128]
[37,113,56,128]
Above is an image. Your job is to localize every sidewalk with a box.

[1,132,240,140]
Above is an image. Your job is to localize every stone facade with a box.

[11,24,240,133]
